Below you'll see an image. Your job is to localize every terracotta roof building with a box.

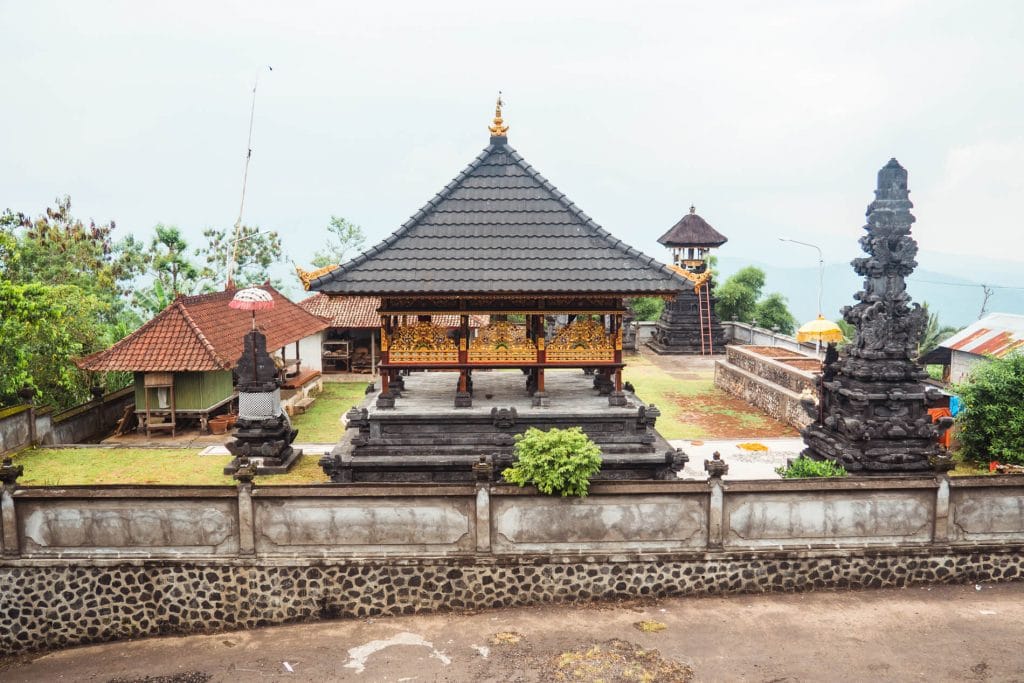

[80,287,327,372]
[78,286,328,435]
[299,293,487,330]
[297,293,488,373]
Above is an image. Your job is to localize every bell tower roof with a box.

[657,206,728,248]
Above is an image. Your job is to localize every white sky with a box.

[3,0,1023,276]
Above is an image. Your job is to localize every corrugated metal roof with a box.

[942,313,1024,359]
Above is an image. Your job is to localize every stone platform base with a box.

[3,547,1021,654]
[223,448,302,475]
[323,370,677,483]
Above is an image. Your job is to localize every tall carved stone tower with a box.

[802,159,952,474]
[647,207,728,355]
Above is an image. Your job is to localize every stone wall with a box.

[3,476,1024,652]
[722,322,820,355]
[0,387,133,455]
[715,346,816,429]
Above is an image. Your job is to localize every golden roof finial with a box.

[488,92,508,138]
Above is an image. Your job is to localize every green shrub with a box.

[775,456,848,478]
[956,353,1024,464]
[628,297,665,322]
[502,426,603,497]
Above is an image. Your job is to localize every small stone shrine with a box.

[223,325,301,475]
[648,207,728,355]
[801,159,953,474]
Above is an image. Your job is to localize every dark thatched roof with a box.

[657,207,728,248]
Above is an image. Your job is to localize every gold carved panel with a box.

[469,322,537,363]
[389,322,458,364]
[547,319,615,363]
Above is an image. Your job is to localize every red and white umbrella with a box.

[229,287,274,328]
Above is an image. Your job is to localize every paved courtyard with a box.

[5,583,1021,681]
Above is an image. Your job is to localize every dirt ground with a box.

[5,583,1023,682]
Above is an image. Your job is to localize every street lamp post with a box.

[779,237,826,356]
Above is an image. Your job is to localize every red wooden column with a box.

[533,314,548,406]
[376,314,395,408]
[380,315,390,394]
[610,313,626,405]
[459,314,469,365]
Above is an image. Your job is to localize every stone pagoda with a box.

[801,159,952,474]
[223,328,301,475]
[648,206,728,355]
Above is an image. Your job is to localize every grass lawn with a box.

[623,354,797,440]
[11,447,330,486]
[8,382,364,487]
[289,381,367,443]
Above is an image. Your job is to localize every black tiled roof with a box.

[311,136,689,296]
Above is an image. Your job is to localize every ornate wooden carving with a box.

[389,321,458,363]
[548,319,615,363]
[469,322,538,363]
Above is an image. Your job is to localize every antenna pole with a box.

[227,68,269,287]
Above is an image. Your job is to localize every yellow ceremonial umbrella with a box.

[797,315,845,356]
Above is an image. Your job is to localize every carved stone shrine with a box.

[223,329,301,475]
[801,159,953,474]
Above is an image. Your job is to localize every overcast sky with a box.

[3,0,1023,282]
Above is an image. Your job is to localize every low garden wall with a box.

[715,345,817,429]
[3,474,1024,652]
[0,387,133,455]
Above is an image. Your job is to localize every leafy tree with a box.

[149,224,200,295]
[132,224,203,315]
[715,266,765,323]
[714,266,796,331]
[754,293,797,334]
[628,297,665,322]
[0,197,141,409]
[0,281,123,410]
[197,223,284,288]
[916,303,960,360]
[955,353,1024,464]
[312,216,366,268]
[1,196,145,316]
[835,318,855,349]
[502,427,603,497]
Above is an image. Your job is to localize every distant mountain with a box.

[716,254,1024,329]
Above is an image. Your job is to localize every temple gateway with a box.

[311,100,691,482]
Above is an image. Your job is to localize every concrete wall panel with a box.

[951,487,1024,542]
[18,499,238,555]
[491,494,707,553]
[725,491,934,548]
[254,496,474,554]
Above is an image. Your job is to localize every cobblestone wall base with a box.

[3,548,1021,653]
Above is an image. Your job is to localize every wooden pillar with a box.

[459,314,469,365]
[379,315,390,394]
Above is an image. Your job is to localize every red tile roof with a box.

[77,286,329,372]
[299,293,488,329]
